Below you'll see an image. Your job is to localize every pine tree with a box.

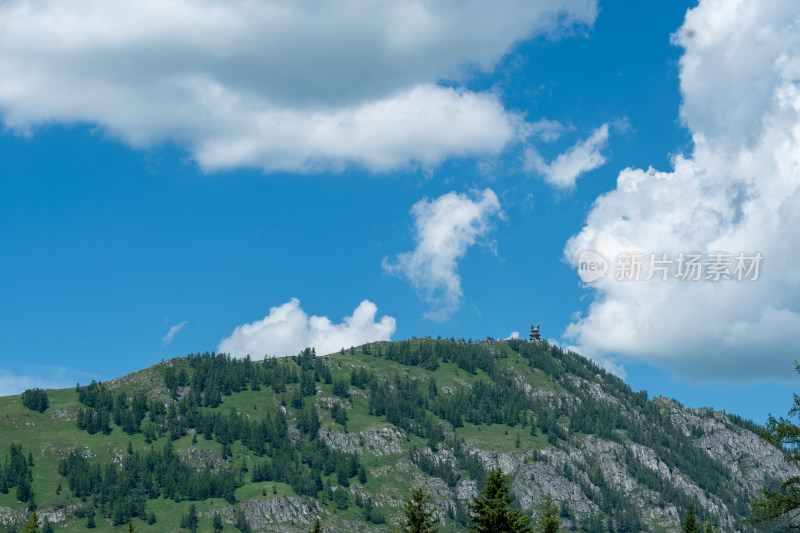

[213,512,223,533]
[22,509,39,533]
[126,518,137,533]
[469,468,532,533]
[399,487,439,533]
[704,522,714,533]
[86,508,96,529]
[536,494,560,533]
[682,503,700,533]
[183,504,198,533]
[310,518,323,533]
[752,364,800,529]
[16,477,31,502]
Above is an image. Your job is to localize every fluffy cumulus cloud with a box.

[524,124,609,189]
[0,0,597,173]
[565,0,800,381]
[384,189,502,321]
[217,298,396,358]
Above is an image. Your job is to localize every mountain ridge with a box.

[0,338,794,532]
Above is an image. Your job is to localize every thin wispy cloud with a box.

[162,320,188,344]
[0,367,97,397]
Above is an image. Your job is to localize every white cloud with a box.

[522,119,568,142]
[506,331,520,340]
[384,189,502,321]
[0,0,597,173]
[524,124,609,189]
[217,298,396,358]
[162,320,188,344]
[564,0,800,382]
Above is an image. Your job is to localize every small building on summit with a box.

[530,325,541,341]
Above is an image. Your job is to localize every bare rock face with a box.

[319,424,405,456]
[456,479,479,503]
[0,507,25,529]
[512,462,599,514]
[0,505,78,529]
[319,428,361,454]
[470,448,531,473]
[696,424,797,496]
[38,505,78,524]
[361,425,404,456]
[241,496,323,529]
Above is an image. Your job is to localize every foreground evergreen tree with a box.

[22,509,39,533]
[310,518,323,533]
[469,468,532,533]
[751,363,800,530]
[682,503,700,533]
[213,512,223,533]
[536,494,560,533]
[399,487,439,533]
[704,522,714,533]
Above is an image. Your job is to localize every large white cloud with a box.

[217,298,396,358]
[565,0,800,381]
[383,189,502,321]
[0,0,597,172]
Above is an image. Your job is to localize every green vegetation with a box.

[751,363,800,530]
[681,503,699,533]
[21,389,49,414]
[535,495,560,533]
[468,468,532,533]
[399,487,439,533]
[0,338,773,531]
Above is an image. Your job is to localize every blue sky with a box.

[1,0,799,425]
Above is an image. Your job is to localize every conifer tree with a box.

[536,494,560,533]
[22,509,38,533]
[704,522,714,533]
[752,363,800,530]
[682,503,700,533]
[310,518,323,533]
[399,487,438,533]
[469,468,532,533]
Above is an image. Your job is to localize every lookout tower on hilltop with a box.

[530,325,541,341]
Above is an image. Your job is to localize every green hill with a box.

[0,338,791,532]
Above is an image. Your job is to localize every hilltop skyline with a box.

[2,0,799,424]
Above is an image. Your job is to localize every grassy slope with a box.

[0,339,766,532]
